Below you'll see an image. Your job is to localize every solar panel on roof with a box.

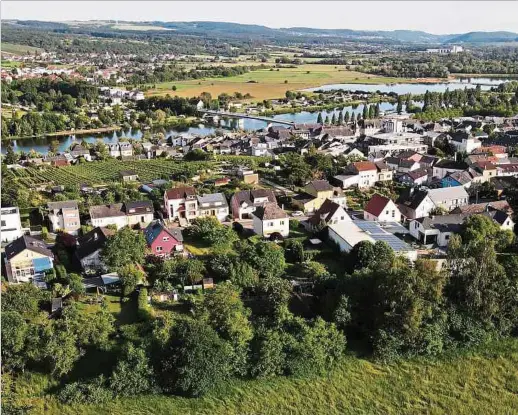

[371,234,412,251]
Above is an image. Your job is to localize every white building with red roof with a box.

[364,194,402,223]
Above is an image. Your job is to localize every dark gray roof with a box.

[75,227,115,260]
[416,214,467,232]
[124,200,154,215]
[5,235,53,260]
[308,180,334,192]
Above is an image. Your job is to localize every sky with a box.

[2,1,518,34]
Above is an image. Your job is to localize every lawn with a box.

[147,64,412,101]
[2,42,44,55]
[9,338,518,414]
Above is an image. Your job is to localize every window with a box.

[156,246,163,252]
[392,210,395,218]
[269,221,274,227]
[280,220,285,225]
[386,210,389,215]
[163,237,170,242]
[1,220,6,227]
[444,234,450,240]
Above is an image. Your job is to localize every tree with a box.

[324,115,330,125]
[397,96,403,114]
[175,257,206,285]
[229,262,258,289]
[344,111,350,123]
[101,227,146,270]
[48,139,60,155]
[110,343,156,396]
[351,112,356,123]
[67,273,86,296]
[158,318,232,397]
[188,217,237,247]
[257,276,292,320]
[196,282,253,375]
[337,111,344,125]
[348,240,375,271]
[1,283,41,317]
[375,103,380,117]
[297,261,329,280]
[61,303,115,350]
[250,327,286,378]
[284,239,304,263]
[331,113,336,125]
[362,104,369,120]
[240,241,286,278]
[285,317,345,376]
[42,324,81,377]
[369,104,375,119]
[118,264,145,296]
[462,214,515,248]
[4,142,19,165]
[333,295,352,330]
[1,311,28,371]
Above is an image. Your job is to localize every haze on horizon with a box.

[2,1,518,35]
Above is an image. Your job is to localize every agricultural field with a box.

[1,42,44,55]
[146,64,410,101]
[8,339,518,415]
[4,159,219,188]
[4,156,264,189]
[1,59,22,68]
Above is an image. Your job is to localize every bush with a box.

[137,288,152,321]
[58,375,113,404]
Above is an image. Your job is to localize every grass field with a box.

[2,42,44,55]
[147,64,411,101]
[1,60,22,68]
[9,339,518,414]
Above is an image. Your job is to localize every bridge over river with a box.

[199,110,295,127]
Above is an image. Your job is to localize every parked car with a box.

[291,211,304,217]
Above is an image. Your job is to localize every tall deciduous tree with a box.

[101,227,146,270]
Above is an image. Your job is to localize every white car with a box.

[291,211,304,217]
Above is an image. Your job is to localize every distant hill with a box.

[445,31,518,44]
[3,19,518,46]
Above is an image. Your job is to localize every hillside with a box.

[8,339,518,415]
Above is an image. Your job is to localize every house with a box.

[339,161,393,189]
[252,202,289,238]
[427,187,469,212]
[47,201,81,235]
[197,193,229,222]
[196,100,204,110]
[231,189,277,220]
[292,180,346,213]
[108,143,121,158]
[305,199,351,231]
[449,131,482,153]
[328,220,417,261]
[144,220,184,257]
[397,189,436,220]
[409,214,466,246]
[164,186,198,223]
[119,142,134,157]
[1,207,23,243]
[364,194,402,222]
[75,227,115,272]
[433,160,469,179]
[451,200,513,216]
[120,170,139,182]
[409,211,514,247]
[398,168,429,186]
[4,235,54,284]
[125,201,155,228]
[349,161,379,188]
[89,203,127,229]
[441,170,477,188]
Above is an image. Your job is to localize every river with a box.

[3,77,513,155]
[303,77,515,94]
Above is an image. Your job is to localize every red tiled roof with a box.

[353,161,377,172]
[165,186,196,200]
[364,194,391,217]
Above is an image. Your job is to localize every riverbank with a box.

[2,126,122,141]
